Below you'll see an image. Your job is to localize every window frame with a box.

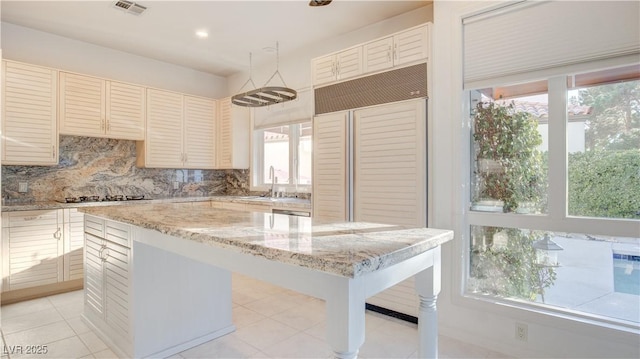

[251,122,312,192]
[463,70,640,330]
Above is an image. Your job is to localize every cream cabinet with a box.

[139,89,218,169]
[63,208,85,281]
[312,23,431,87]
[1,210,64,292]
[311,46,362,85]
[59,72,145,140]
[84,215,132,351]
[216,97,250,169]
[1,209,86,302]
[140,88,184,168]
[184,95,217,168]
[312,111,349,221]
[312,47,362,86]
[1,60,58,165]
[363,24,430,73]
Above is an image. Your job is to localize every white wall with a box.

[0,22,227,98]
[226,5,433,95]
[432,1,639,358]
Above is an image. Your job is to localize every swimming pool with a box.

[613,254,640,296]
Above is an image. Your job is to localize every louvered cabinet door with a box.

[184,95,216,169]
[363,36,394,74]
[217,97,233,168]
[106,81,145,140]
[84,233,105,318]
[59,72,105,137]
[311,54,337,86]
[1,61,58,165]
[145,88,184,168]
[393,25,429,67]
[64,209,85,281]
[312,111,348,221]
[353,100,426,226]
[1,210,64,291]
[103,220,132,337]
[336,47,362,81]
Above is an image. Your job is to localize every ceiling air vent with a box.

[113,0,147,16]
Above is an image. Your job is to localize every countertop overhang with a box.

[79,203,453,278]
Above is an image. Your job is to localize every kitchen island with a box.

[79,203,453,359]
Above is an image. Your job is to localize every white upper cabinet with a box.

[59,72,145,140]
[1,60,58,166]
[183,95,217,169]
[364,25,430,73]
[217,97,233,169]
[362,37,395,74]
[139,90,218,169]
[313,23,431,87]
[216,97,249,169]
[312,47,362,86]
[140,88,184,168]
[393,25,430,67]
[105,81,146,140]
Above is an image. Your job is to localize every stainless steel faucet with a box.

[268,165,276,197]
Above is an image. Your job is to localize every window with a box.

[253,122,312,190]
[466,66,640,326]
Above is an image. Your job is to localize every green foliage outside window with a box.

[472,101,545,213]
[470,100,554,301]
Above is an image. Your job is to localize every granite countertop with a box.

[1,195,311,212]
[79,203,453,278]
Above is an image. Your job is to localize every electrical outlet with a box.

[515,322,528,342]
[18,182,28,193]
[173,181,179,190]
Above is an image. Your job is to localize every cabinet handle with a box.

[394,43,398,61]
[331,62,336,76]
[336,61,340,76]
[101,119,105,131]
[23,216,39,221]
[52,145,56,159]
[53,227,62,240]
[184,153,188,163]
[106,120,111,132]
[102,247,110,262]
[388,46,392,62]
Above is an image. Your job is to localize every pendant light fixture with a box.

[309,0,332,6]
[231,42,297,107]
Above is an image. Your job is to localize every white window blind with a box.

[253,87,312,129]
[463,1,640,89]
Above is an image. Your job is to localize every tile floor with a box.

[1,274,509,358]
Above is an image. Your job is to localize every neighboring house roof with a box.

[492,99,592,124]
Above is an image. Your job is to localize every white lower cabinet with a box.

[1,210,64,291]
[1,209,83,302]
[83,215,132,352]
[83,215,234,358]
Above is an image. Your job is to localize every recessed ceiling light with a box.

[195,30,209,39]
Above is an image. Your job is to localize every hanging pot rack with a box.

[231,42,297,107]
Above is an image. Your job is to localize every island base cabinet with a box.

[83,215,235,358]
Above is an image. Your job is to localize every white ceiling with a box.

[1,0,429,77]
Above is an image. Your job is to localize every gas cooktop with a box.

[57,195,149,203]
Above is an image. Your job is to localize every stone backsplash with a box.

[2,135,250,202]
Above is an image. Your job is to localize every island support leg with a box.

[415,246,442,359]
[326,278,366,359]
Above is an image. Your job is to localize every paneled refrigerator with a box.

[313,97,427,319]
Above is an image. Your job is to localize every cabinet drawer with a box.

[6,210,60,227]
